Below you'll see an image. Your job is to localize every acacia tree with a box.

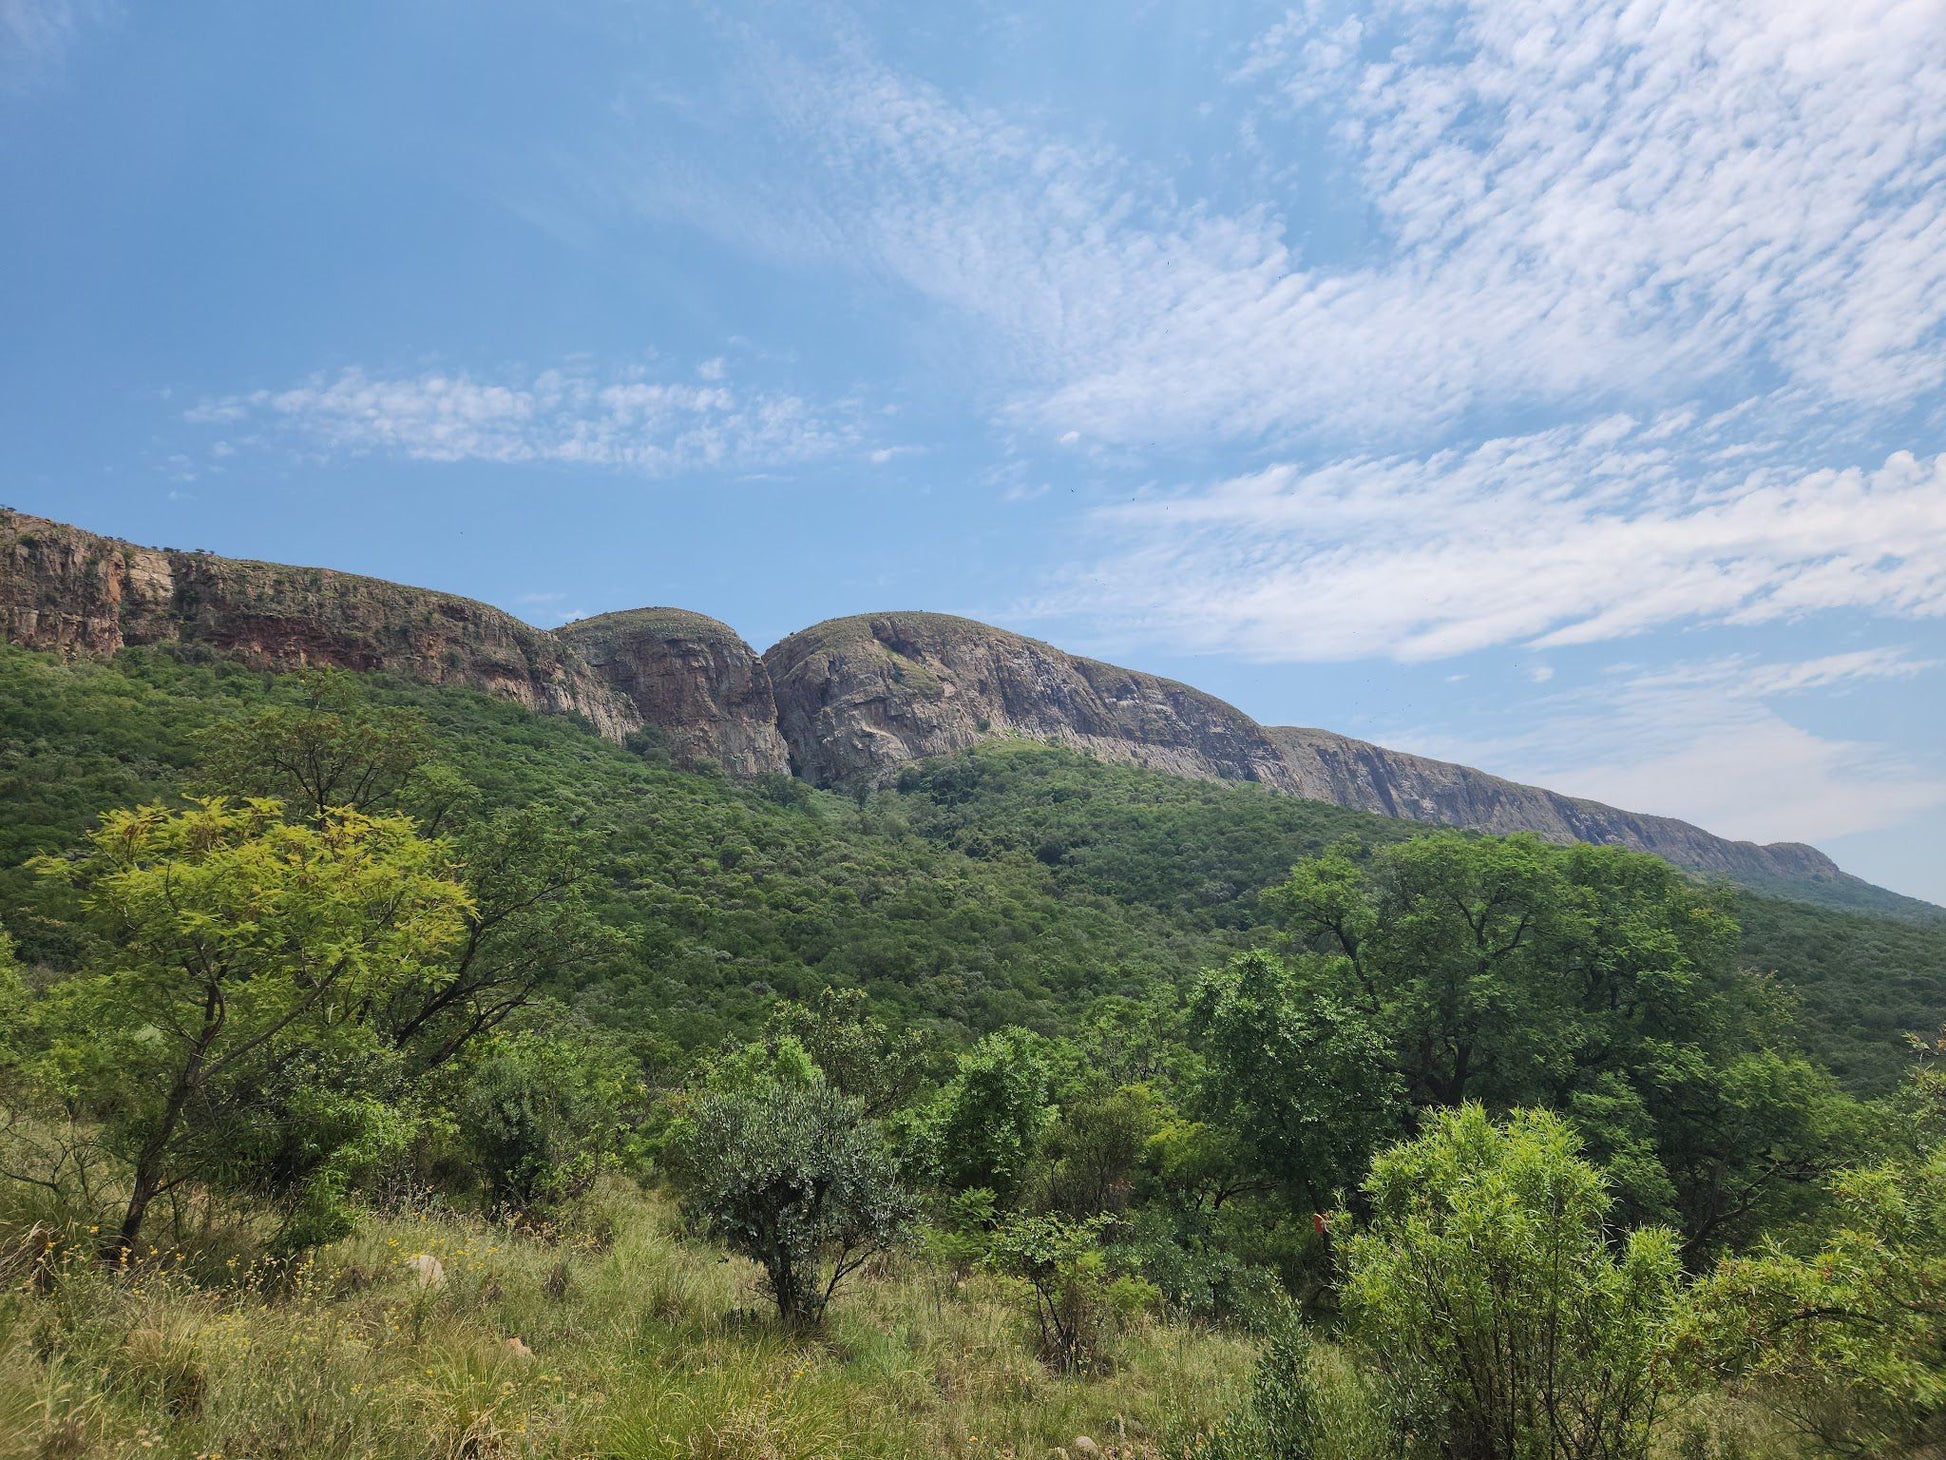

[195,677,618,1075]
[33,799,469,1257]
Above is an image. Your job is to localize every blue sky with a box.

[5,0,1946,900]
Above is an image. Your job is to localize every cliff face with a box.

[554,608,790,777]
[1265,726,1847,883]
[0,509,1867,896]
[765,612,1304,790]
[764,612,1848,889]
[0,511,640,741]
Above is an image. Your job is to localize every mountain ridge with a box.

[1,508,1917,909]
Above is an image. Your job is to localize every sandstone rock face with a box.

[553,608,789,777]
[1264,726,1845,882]
[764,612,1304,791]
[0,510,640,741]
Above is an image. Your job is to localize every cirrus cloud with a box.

[1043,415,1946,662]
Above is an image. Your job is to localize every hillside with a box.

[2,639,1940,1089]
[0,510,1924,914]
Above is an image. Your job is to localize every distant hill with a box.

[3,508,1929,917]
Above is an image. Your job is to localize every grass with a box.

[0,1186,1254,1460]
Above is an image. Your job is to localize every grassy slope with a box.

[3,642,1944,1088]
[0,1185,1250,1460]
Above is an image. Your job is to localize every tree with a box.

[1271,835,1842,1260]
[1189,950,1403,1210]
[927,1027,1054,1205]
[762,986,928,1119]
[379,806,621,1076]
[192,670,463,829]
[32,799,469,1257]
[668,1073,912,1325]
[986,1212,1153,1373]
[1681,1036,1946,1456]
[1337,1105,1684,1460]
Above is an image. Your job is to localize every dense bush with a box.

[666,1070,913,1324]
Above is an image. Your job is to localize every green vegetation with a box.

[3,641,1946,1458]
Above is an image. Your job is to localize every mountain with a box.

[555,607,789,778]
[0,507,637,740]
[2,508,1924,911]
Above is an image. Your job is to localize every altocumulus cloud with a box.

[621,0,1946,449]
[1047,416,1946,663]
[187,364,860,476]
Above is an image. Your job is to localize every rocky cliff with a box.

[763,612,1851,888]
[1264,726,1846,883]
[0,509,1869,895]
[0,510,640,742]
[554,608,789,777]
[764,612,1302,791]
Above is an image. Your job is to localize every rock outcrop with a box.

[0,510,640,741]
[0,509,1868,895]
[1264,726,1846,883]
[764,612,1301,791]
[554,608,789,777]
[763,612,1850,888]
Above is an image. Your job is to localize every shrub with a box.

[1338,1104,1684,1460]
[986,1212,1156,1373]
[668,1079,912,1325]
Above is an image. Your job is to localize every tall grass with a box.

[0,1185,1252,1460]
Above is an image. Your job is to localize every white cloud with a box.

[617,0,1946,448]
[1043,416,1946,661]
[1416,649,1946,844]
[186,363,859,476]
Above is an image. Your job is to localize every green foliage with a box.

[457,1025,646,1215]
[2,643,1942,1083]
[1039,1082,1165,1216]
[189,668,464,828]
[27,798,470,1253]
[925,1027,1055,1204]
[1338,1105,1685,1460]
[667,1073,913,1324]
[1189,950,1404,1210]
[986,1211,1156,1373]
[1272,835,1853,1260]
[1681,1042,1946,1457]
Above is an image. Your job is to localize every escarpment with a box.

[763,612,1302,791]
[1263,726,1847,884]
[0,510,640,741]
[0,509,1870,897]
[554,608,789,777]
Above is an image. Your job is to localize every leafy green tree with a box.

[668,1071,912,1325]
[457,1025,645,1215]
[192,670,465,829]
[31,799,469,1256]
[1337,1105,1684,1460]
[1189,950,1403,1210]
[1272,835,1844,1259]
[927,1027,1054,1205]
[1681,1038,1946,1456]
[1039,1082,1164,1216]
[762,986,928,1118]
